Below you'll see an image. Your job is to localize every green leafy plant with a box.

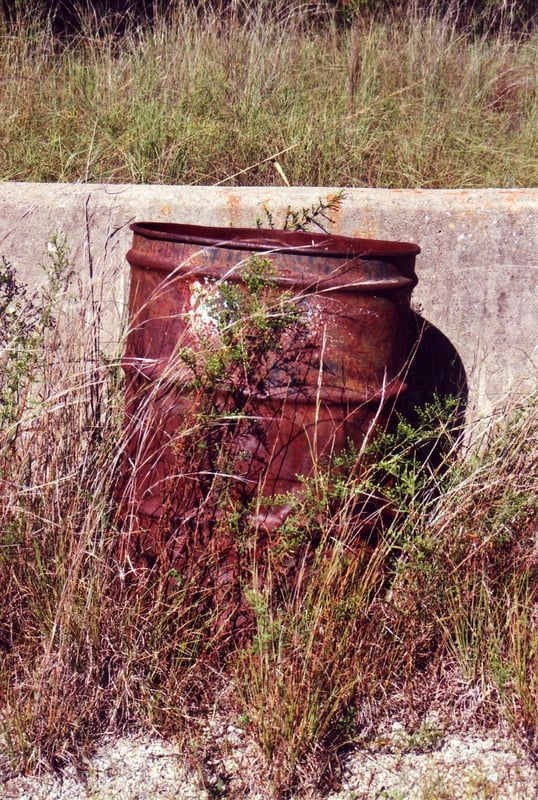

[257,192,345,232]
[178,255,302,399]
[0,256,44,432]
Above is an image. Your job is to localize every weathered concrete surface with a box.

[0,183,536,425]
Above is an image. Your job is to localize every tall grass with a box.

[0,244,208,774]
[232,393,538,795]
[0,235,537,796]
[0,1,536,186]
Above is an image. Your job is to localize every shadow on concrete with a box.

[401,312,468,416]
[393,312,468,467]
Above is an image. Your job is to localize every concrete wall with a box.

[0,183,537,425]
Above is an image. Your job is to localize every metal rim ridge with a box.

[129,221,421,259]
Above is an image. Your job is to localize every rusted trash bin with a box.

[117,223,419,617]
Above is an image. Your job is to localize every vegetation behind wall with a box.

[0,0,536,187]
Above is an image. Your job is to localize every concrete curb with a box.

[1,183,537,424]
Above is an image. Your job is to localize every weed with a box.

[0,257,45,432]
[390,719,445,753]
[257,192,345,233]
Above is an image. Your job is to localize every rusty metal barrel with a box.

[119,223,419,569]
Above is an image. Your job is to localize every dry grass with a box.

[0,1,536,187]
[0,236,537,796]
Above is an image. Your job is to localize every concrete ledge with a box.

[1,183,537,424]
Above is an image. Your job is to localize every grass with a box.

[0,3,537,794]
[0,229,537,797]
[0,1,536,187]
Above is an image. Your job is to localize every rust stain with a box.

[327,192,343,235]
[226,193,241,226]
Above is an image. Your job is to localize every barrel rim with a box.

[129,222,421,259]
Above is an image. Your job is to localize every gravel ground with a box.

[2,724,537,800]
[327,727,538,800]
